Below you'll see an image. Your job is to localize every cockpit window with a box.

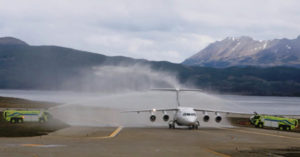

[183,113,196,116]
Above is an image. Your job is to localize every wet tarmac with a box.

[1,126,300,157]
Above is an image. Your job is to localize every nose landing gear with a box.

[169,121,200,129]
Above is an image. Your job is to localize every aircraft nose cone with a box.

[186,117,196,125]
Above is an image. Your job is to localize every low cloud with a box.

[0,0,299,62]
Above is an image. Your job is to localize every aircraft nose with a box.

[187,117,196,124]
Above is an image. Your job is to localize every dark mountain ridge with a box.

[0,37,29,46]
[1,37,300,96]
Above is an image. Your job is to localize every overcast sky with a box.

[0,0,299,63]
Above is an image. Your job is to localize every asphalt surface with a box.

[1,126,300,157]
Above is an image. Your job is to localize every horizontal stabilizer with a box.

[151,88,202,92]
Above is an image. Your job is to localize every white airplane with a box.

[125,88,226,129]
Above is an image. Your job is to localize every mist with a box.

[48,91,242,127]
[61,64,180,93]
[45,64,241,127]
[2,64,288,128]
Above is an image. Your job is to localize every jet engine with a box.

[162,111,169,122]
[203,115,210,122]
[203,112,210,122]
[150,115,156,122]
[150,109,156,122]
[215,112,222,123]
[163,114,169,122]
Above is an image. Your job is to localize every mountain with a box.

[1,37,300,96]
[183,36,300,68]
[0,37,149,90]
[0,37,29,46]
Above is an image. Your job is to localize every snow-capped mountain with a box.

[182,36,300,68]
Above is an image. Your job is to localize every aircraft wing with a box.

[122,108,178,113]
[193,109,253,119]
[193,109,248,114]
[194,109,300,119]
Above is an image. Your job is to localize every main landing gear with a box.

[189,121,200,130]
[169,121,176,129]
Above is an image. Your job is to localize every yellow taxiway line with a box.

[96,126,123,139]
[221,127,300,140]
[205,148,231,157]
[21,144,44,147]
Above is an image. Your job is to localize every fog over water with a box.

[1,89,300,127]
[1,65,300,127]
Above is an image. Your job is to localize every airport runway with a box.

[1,126,300,157]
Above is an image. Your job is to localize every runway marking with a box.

[221,127,300,140]
[32,154,39,157]
[21,144,43,147]
[20,144,66,148]
[205,148,231,157]
[96,126,123,139]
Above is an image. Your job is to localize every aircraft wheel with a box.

[170,124,175,129]
[195,121,200,129]
[172,121,176,129]
[193,121,199,130]
[169,121,175,129]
